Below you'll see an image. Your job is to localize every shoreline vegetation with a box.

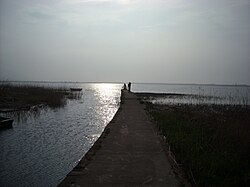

[137,93,250,186]
[0,83,77,112]
[1,83,249,186]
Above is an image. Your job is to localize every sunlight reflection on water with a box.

[1,82,248,187]
[0,83,122,187]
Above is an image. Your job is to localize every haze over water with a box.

[1,0,250,186]
[1,0,250,85]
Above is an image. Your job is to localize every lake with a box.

[0,82,249,186]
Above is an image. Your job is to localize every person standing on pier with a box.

[128,82,131,92]
[123,83,127,90]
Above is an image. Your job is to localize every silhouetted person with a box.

[123,83,127,90]
[128,82,131,92]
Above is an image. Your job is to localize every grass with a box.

[0,83,70,110]
[143,101,250,186]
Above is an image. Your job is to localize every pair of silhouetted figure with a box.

[123,82,131,92]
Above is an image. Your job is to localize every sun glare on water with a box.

[92,83,122,109]
[92,83,121,125]
[94,83,118,100]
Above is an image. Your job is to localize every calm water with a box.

[133,83,250,105]
[1,82,249,187]
[0,83,122,187]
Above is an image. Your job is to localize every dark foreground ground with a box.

[59,90,182,186]
[137,93,250,187]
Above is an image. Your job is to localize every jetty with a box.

[59,90,180,186]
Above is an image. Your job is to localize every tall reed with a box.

[0,82,70,109]
[146,103,250,186]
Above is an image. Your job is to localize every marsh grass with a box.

[137,87,250,106]
[146,103,250,186]
[0,83,70,110]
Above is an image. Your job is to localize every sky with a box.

[0,0,250,84]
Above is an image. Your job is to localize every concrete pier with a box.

[59,90,179,186]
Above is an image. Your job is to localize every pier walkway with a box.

[59,90,179,186]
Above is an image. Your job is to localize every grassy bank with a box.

[0,83,70,110]
[141,97,250,186]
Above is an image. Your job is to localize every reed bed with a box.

[0,83,70,110]
[137,93,250,186]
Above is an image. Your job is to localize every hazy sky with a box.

[0,0,250,84]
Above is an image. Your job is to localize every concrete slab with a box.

[59,90,180,186]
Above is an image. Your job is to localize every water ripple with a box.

[0,83,122,187]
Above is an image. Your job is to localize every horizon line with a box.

[1,80,250,87]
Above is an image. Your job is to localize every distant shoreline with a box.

[1,80,250,87]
